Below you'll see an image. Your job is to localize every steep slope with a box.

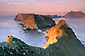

[44,20,69,48]
[0,35,45,56]
[15,14,55,30]
[0,20,85,56]
[44,20,85,56]
[64,11,85,18]
[15,14,25,21]
[15,14,35,21]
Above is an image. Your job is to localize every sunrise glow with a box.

[0,0,85,16]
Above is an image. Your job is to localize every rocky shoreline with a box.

[0,20,85,56]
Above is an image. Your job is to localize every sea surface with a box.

[0,16,85,47]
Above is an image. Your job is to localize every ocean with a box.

[0,16,85,47]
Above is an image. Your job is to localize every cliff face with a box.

[0,20,85,56]
[64,11,85,18]
[15,14,55,30]
[44,20,69,48]
[15,14,35,21]
[15,14,25,21]
[44,20,85,56]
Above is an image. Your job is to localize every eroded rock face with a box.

[21,15,38,30]
[0,20,85,56]
[64,11,85,18]
[15,14,25,21]
[6,35,14,42]
[43,20,85,56]
[44,20,69,49]
[15,14,55,30]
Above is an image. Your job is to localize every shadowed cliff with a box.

[15,14,55,30]
[64,11,85,18]
[0,20,85,56]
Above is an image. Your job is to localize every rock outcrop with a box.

[46,15,62,18]
[15,14,35,21]
[15,14,55,30]
[0,20,85,56]
[6,35,14,42]
[15,14,25,21]
[46,15,59,18]
[43,20,85,55]
[0,35,45,56]
[64,11,85,18]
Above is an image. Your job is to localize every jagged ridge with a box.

[0,20,85,56]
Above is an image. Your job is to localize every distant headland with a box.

[64,11,85,18]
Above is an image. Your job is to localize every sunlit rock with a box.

[15,14,25,21]
[44,20,69,49]
[46,29,49,33]
[0,20,85,56]
[6,35,14,42]
[15,14,55,30]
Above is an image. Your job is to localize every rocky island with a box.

[64,11,85,18]
[45,15,62,18]
[0,20,85,56]
[15,14,55,30]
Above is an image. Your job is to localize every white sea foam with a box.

[37,29,42,32]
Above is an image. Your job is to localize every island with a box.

[15,14,55,30]
[45,15,62,18]
[0,20,85,56]
[64,11,85,18]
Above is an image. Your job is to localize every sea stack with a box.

[15,14,55,30]
[64,11,85,18]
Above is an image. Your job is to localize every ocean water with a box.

[0,16,48,47]
[0,16,85,47]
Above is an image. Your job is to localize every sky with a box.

[0,0,85,16]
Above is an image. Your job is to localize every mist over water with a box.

[0,16,85,47]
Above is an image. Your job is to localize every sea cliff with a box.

[15,14,55,30]
[0,20,85,56]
